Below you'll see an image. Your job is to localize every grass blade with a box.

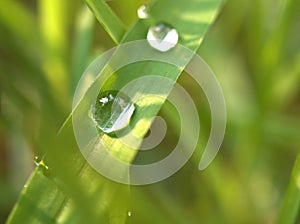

[7,0,224,223]
[71,5,95,93]
[277,150,300,224]
[85,0,126,44]
[38,0,73,108]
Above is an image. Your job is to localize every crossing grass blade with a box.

[85,0,126,44]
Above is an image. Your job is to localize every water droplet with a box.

[127,211,132,217]
[34,155,52,176]
[43,166,53,177]
[34,156,42,167]
[137,4,149,19]
[147,23,179,52]
[91,90,135,133]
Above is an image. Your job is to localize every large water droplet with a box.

[91,90,135,133]
[137,5,149,19]
[147,23,179,52]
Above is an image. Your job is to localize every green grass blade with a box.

[6,169,67,224]
[85,0,126,44]
[7,0,224,223]
[122,0,223,49]
[71,5,95,93]
[277,150,300,224]
[38,0,73,108]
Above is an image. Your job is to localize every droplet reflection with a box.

[91,90,135,133]
[147,23,179,52]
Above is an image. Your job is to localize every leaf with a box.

[277,150,300,224]
[38,0,73,107]
[85,0,126,44]
[70,5,95,93]
[7,0,224,223]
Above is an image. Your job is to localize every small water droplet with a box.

[34,156,42,167]
[34,155,52,176]
[43,166,53,177]
[127,211,132,217]
[137,4,149,19]
[91,90,135,133]
[147,23,179,52]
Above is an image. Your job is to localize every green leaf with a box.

[277,150,300,224]
[6,170,67,224]
[71,5,95,93]
[85,0,126,44]
[7,0,224,223]
[38,0,73,108]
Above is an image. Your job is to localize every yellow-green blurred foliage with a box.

[0,0,299,223]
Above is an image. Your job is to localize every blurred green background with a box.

[0,0,300,223]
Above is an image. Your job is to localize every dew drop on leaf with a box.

[34,155,52,177]
[147,23,179,52]
[137,4,149,19]
[91,90,135,133]
[34,156,42,167]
